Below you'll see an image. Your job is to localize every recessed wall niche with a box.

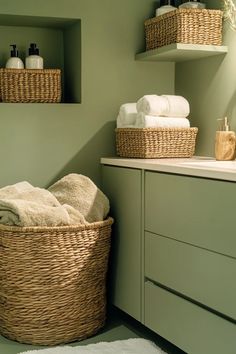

[0,14,81,103]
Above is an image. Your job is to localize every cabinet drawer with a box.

[145,171,236,258]
[145,232,236,320]
[145,281,236,354]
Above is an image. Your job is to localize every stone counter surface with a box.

[101,156,236,182]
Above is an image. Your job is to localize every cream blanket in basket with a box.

[0,181,86,227]
[48,174,110,223]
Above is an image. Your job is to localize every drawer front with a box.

[145,171,236,258]
[145,281,236,354]
[145,232,236,320]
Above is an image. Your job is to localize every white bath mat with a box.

[20,338,167,354]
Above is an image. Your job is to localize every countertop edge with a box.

[100,157,236,182]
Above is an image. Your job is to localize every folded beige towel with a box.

[48,174,110,223]
[0,181,87,227]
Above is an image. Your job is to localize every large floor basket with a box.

[0,217,113,345]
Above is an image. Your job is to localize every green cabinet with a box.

[102,165,142,321]
[102,162,236,353]
[145,281,236,354]
[145,231,236,320]
[145,171,236,258]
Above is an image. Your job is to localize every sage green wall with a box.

[0,0,174,188]
[176,0,235,157]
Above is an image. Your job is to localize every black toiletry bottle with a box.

[156,0,177,16]
[160,0,176,6]
[179,0,206,8]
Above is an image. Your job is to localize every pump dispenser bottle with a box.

[215,117,236,161]
[179,0,206,9]
[156,0,177,16]
[25,43,44,69]
[6,45,24,69]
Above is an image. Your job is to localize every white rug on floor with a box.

[20,338,167,354]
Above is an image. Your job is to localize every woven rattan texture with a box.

[116,127,198,158]
[0,68,61,103]
[145,9,223,50]
[0,217,113,345]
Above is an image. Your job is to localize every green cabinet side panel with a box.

[102,166,142,321]
[145,281,236,354]
[145,231,236,320]
[145,172,236,258]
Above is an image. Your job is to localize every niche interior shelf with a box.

[0,14,81,103]
[135,43,228,62]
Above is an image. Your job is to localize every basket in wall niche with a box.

[0,68,61,103]
[144,9,223,50]
[115,127,198,158]
[0,217,113,345]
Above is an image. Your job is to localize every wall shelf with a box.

[135,43,228,62]
[0,14,81,104]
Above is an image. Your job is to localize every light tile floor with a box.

[0,308,186,354]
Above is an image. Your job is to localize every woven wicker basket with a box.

[145,9,223,50]
[116,127,198,158]
[0,217,113,345]
[0,68,61,103]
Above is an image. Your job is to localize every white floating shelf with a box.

[135,43,228,62]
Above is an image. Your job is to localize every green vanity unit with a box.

[101,157,236,354]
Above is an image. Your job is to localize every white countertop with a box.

[101,156,236,182]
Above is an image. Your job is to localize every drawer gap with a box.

[145,278,236,325]
[144,231,236,260]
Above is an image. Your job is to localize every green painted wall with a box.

[0,0,174,188]
[176,0,235,157]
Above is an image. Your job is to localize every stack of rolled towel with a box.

[116,94,190,129]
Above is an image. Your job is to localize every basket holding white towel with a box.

[136,94,190,118]
[135,113,190,128]
[116,103,137,128]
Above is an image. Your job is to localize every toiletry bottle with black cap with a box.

[156,0,177,16]
[6,44,24,69]
[25,43,43,69]
[179,0,206,9]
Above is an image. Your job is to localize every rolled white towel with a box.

[136,94,190,118]
[116,103,137,128]
[135,113,190,128]
[136,95,168,116]
[162,95,190,118]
